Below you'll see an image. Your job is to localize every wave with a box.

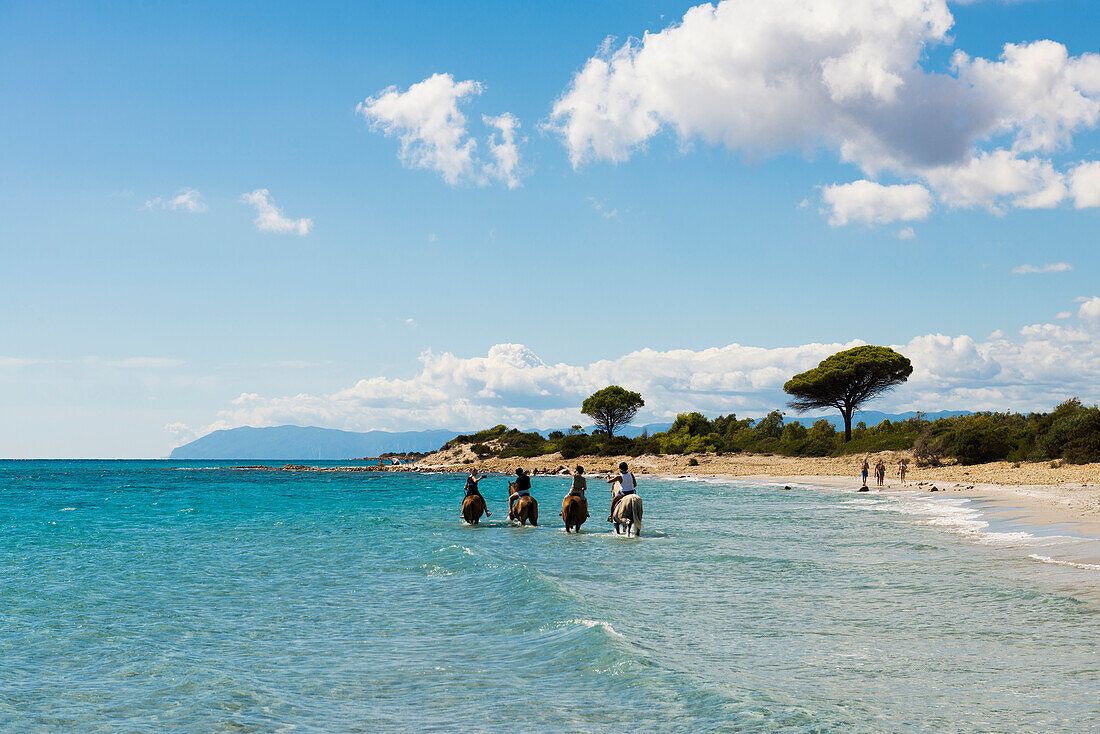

[557,618,625,639]
[1027,554,1100,571]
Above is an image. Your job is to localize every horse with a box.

[611,493,642,537]
[508,481,538,526]
[461,493,487,525]
[560,494,588,533]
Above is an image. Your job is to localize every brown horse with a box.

[508,481,538,526]
[461,493,486,525]
[611,493,642,537]
[561,494,587,533]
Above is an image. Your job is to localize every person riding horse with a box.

[463,469,490,517]
[607,461,638,522]
[509,467,531,513]
[560,465,590,532]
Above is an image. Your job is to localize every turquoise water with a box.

[2,461,1099,732]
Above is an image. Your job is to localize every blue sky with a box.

[2,0,1099,457]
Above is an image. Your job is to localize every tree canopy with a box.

[783,346,912,442]
[581,386,644,438]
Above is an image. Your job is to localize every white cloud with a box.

[187,300,1100,436]
[921,150,1066,211]
[1070,161,1100,208]
[897,226,916,240]
[1077,296,1100,321]
[483,113,523,188]
[1012,262,1073,274]
[550,0,973,170]
[164,422,200,448]
[0,357,52,368]
[821,181,932,226]
[1055,311,1072,320]
[358,73,524,187]
[239,189,312,236]
[952,41,1100,155]
[548,1,1100,225]
[144,187,207,213]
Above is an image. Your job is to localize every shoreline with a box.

[226,449,1100,550]
[216,456,1100,596]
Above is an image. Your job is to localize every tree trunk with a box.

[841,407,853,442]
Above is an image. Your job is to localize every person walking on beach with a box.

[607,462,638,522]
[861,459,870,487]
[463,469,490,517]
[875,460,886,487]
[509,467,531,514]
[897,459,908,485]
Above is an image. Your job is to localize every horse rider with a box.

[565,465,590,517]
[606,461,638,522]
[509,467,531,513]
[463,469,490,517]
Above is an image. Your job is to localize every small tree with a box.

[581,386,644,438]
[783,346,912,442]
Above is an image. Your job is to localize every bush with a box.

[470,442,490,457]
[687,457,699,466]
[913,430,948,466]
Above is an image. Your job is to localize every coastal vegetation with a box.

[440,399,1100,466]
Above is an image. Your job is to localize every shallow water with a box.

[2,461,1098,732]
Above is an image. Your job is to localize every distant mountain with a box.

[525,423,674,439]
[790,410,970,429]
[168,425,461,460]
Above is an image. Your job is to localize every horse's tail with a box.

[630,495,643,537]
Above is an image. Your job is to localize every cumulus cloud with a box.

[1012,262,1073,274]
[1077,296,1100,321]
[183,301,1100,438]
[358,73,525,187]
[921,150,1067,211]
[548,0,1100,225]
[952,41,1100,155]
[897,226,916,240]
[144,187,207,213]
[1071,161,1100,208]
[239,189,312,236]
[821,181,932,226]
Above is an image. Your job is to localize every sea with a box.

[2,460,1099,732]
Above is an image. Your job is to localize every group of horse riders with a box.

[460,462,642,534]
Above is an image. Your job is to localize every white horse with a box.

[611,493,643,537]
